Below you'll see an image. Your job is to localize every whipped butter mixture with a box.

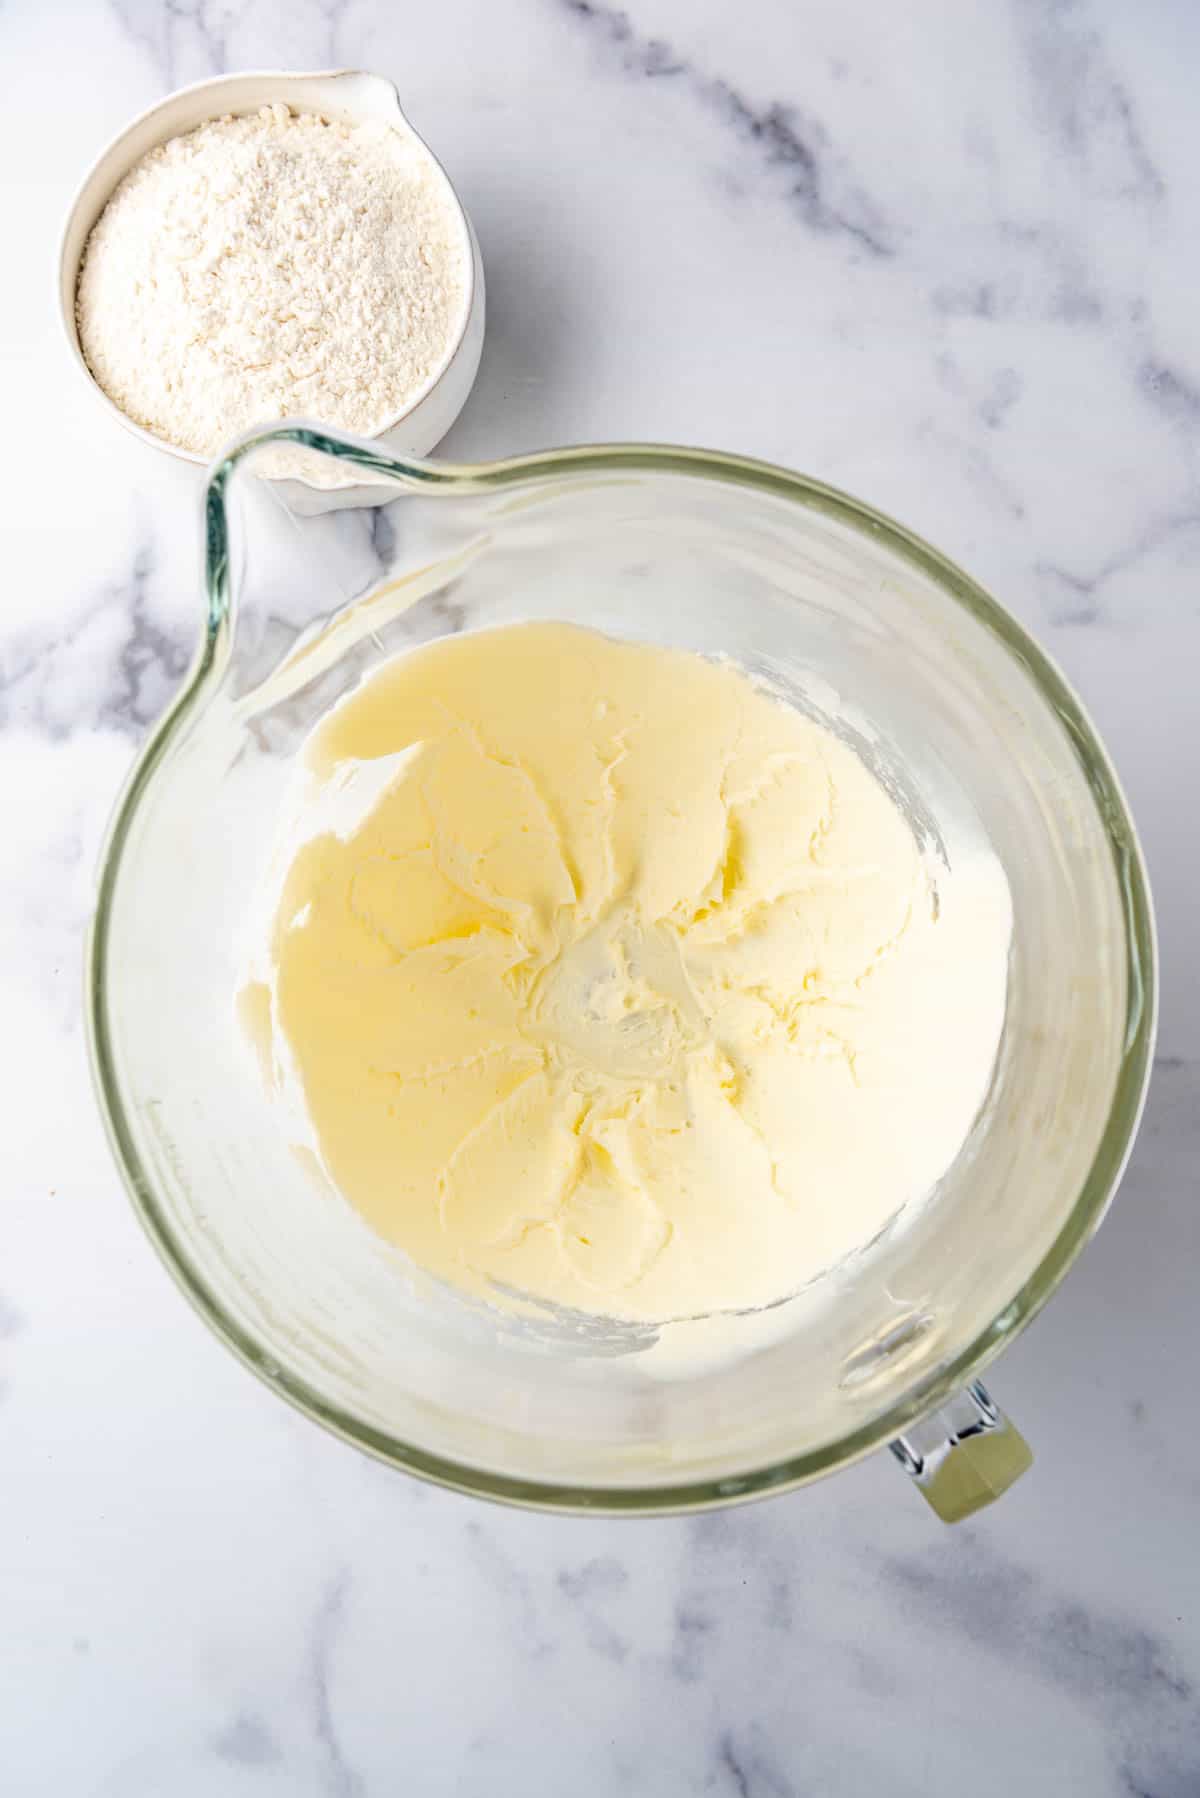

[255,622,1010,1322]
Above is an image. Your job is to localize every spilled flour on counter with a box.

[244,623,1012,1325]
[76,103,469,455]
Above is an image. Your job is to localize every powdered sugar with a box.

[76,103,469,456]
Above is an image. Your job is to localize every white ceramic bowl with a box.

[58,69,485,506]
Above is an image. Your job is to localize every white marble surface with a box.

[3,0,1199,1791]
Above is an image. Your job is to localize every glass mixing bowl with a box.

[87,427,1155,1520]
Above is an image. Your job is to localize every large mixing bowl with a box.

[87,427,1155,1520]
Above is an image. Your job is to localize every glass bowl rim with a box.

[86,426,1158,1515]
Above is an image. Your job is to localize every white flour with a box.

[76,103,469,456]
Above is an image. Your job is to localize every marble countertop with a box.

[4,1,1198,1791]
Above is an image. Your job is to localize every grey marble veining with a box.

[2,1,1199,1792]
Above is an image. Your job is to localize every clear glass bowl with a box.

[87,427,1156,1517]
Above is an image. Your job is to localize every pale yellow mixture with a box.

[256,622,1010,1322]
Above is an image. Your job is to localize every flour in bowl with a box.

[76,103,469,456]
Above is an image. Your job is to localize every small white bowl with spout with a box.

[58,69,485,508]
